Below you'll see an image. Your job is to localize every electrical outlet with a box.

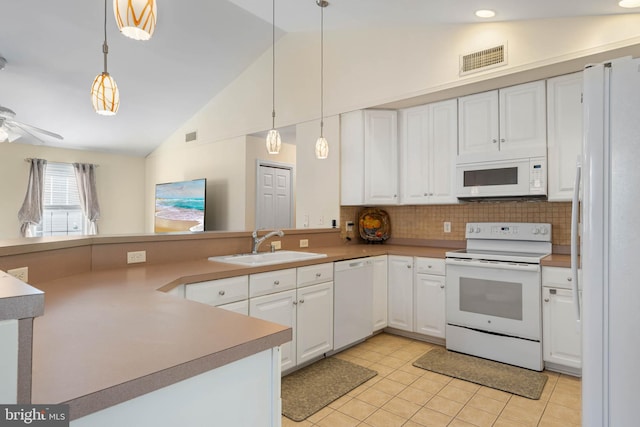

[299,239,309,248]
[127,251,147,264]
[7,266,28,282]
[271,241,281,250]
[444,222,452,233]
[345,221,354,232]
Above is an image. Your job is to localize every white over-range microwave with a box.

[456,157,547,199]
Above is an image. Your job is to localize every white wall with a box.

[154,15,640,151]
[146,14,640,232]
[295,116,340,229]
[145,136,249,232]
[0,143,145,239]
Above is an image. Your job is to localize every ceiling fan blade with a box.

[8,122,48,144]
[8,119,64,140]
[2,122,26,143]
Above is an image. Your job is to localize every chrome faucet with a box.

[252,229,284,254]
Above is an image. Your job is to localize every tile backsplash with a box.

[341,201,571,247]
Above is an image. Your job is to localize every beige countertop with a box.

[541,253,572,268]
[0,271,44,321]
[27,241,566,420]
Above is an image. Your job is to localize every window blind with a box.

[37,162,85,236]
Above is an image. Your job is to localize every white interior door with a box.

[257,163,293,230]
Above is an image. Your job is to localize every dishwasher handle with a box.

[334,259,370,272]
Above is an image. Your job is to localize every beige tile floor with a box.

[282,333,581,427]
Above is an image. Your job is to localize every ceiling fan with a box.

[0,105,64,144]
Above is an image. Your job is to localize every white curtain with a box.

[73,163,101,235]
[18,158,47,237]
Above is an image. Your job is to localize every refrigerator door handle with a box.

[571,158,582,326]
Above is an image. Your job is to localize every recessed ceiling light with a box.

[619,0,640,8]
[475,9,496,18]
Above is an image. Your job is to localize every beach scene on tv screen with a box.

[155,179,205,232]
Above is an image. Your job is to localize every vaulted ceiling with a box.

[0,0,635,156]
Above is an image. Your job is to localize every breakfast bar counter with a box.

[26,242,455,420]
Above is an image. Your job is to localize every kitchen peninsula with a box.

[0,228,570,426]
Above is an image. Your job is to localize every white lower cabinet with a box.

[388,256,446,340]
[371,255,388,331]
[542,266,582,372]
[185,276,249,312]
[217,299,249,315]
[387,255,414,331]
[250,264,334,373]
[250,289,298,372]
[295,282,334,365]
[414,257,446,339]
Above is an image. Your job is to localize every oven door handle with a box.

[445,258,540,272]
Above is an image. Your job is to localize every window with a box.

[35,162,86,236]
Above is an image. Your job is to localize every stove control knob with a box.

[468,226,475,234]
[540,226,549,235]
[532,227,540,235]
[475,226,481,233]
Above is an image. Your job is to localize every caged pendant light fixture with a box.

[266,0,282,154]
[315,0,329,160]
[91,0,120,116]
[113,0,157,41]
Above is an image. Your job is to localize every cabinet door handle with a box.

[427,265,432,269]
[274,280,280,285]
[492,139,497,143]
[567,277,572,282]
[299,299,305,304]
[293,301,298,305]
[544,298,550,302]
[315,273,322,278]
[407,265,412,269]
[218,290,226,296]
[440,284,445,289]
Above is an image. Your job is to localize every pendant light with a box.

[266,0,282,154]
[315,0,329,160]
[91,0,120,116]
[113,0,157,41]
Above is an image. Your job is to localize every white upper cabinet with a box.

[364,110,399,204]
[547,72,583,201]
[400,99,458,205]
[340,110,366,205]
[340,110,398,205]
[458,90,500,158]
[458,81,546,163]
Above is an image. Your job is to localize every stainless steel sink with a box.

[209,250,327,267]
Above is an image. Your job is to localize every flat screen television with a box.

[154,178,206,233]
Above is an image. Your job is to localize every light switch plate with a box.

[7,266,28,282]
[127,251,147,264]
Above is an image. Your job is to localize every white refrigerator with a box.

[580,56,640,426]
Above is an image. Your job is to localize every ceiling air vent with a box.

[459,43,507,76]
[185,131,197,143]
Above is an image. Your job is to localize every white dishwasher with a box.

[333,258,374,351]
